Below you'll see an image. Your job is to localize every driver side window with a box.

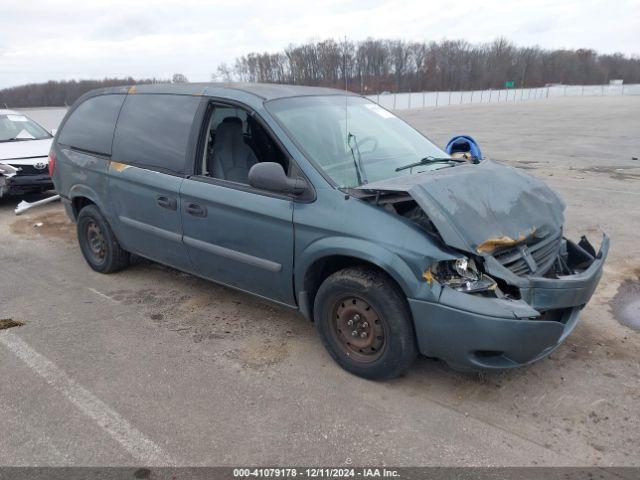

[200,103,289,185]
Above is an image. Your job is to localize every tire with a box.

[313,266,418,380]
[76,204,129,273]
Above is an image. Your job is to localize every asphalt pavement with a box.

[1,96,639,466]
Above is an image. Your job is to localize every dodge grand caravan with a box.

[50,83,608,379]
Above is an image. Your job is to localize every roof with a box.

[209,83,357,100]
[102,82,358,101]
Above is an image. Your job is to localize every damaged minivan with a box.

[50,83,608,379]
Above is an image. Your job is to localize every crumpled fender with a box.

[294,236,446,303]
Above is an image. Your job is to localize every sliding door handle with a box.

[156,195,177,210]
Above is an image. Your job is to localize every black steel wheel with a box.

[77,204,129,273]
[85,220,106,263]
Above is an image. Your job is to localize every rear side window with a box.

[58,94,125,155]
[112,94,200,175]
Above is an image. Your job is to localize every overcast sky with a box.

[1,0,639,89]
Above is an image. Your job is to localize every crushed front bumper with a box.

[0,173,53,196]
[409,235,609,370]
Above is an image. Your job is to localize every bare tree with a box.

[3,38,640,108]
[212,37,640,93]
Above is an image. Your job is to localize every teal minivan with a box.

[50,83,608,379]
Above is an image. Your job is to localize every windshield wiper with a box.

[0,137,31,143]
[395,155,464,172]
[347,132,368,185]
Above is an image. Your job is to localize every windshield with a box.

[266,95,450,188]
[0,113,51,142]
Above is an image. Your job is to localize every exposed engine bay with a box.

[352,159,602,303]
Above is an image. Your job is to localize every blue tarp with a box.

[445,135,482,162]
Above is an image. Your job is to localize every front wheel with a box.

[313,267,418,380]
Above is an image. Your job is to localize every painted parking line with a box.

[88,287,119,302]
[0,331,173,465]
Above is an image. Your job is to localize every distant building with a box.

[609,79,623,85]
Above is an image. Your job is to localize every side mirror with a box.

[248,162,306,195]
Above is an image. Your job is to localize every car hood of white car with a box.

[0,138,53,163]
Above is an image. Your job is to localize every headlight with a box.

[426,257,497,293]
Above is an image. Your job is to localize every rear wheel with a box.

[77,204,129,273]
[314,267,417,380]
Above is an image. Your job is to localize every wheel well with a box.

[71,196,95,219]
[302,255,406,320]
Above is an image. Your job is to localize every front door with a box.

[180,178,295,304]
[179,101,296,304]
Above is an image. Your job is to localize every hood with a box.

[358,160,565,254]
[0,138,52,162]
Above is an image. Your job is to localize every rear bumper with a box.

[409,235,608,370]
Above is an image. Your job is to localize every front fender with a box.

[295,236,440,303]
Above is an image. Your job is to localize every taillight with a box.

[48,150,56,177]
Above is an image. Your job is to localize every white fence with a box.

[366,83,640,110]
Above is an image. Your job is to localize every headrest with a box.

[216,116,244,147]
[221,116,243,127]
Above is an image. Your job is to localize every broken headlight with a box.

[428,257,497,293]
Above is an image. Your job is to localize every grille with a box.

[493,231,562,276]
[6,161,49,176]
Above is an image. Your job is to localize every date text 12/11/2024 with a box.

[233,468,400,477]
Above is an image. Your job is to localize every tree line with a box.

[214,37,640,94]
[2,38,639,107]
[0,77,166,108]
[0,73,193,108]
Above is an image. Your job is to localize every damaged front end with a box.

[0,162,19,198]
[357,160,609,370]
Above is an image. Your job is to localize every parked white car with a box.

[0,109,54,198]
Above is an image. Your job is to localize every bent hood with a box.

[0,138,52,162]
[358,160,565,254]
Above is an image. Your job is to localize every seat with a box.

[208,117,258,183]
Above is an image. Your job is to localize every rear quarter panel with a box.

[53,145,112,219]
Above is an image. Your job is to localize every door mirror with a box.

[249,162,305,195]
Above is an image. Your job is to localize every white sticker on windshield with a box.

[15,129,35,139]
[7,114,29,122]
[364,103,395,119]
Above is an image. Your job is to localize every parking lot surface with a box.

[1,96,639,466]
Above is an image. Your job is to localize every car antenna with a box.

[343,35,348,145]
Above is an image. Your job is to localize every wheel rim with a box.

[330,296,386,363]
[85,220,106,262]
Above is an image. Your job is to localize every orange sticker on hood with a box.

[476,228,536,254]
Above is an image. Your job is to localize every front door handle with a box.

[186,202,207,218]
[156,195,177,211]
